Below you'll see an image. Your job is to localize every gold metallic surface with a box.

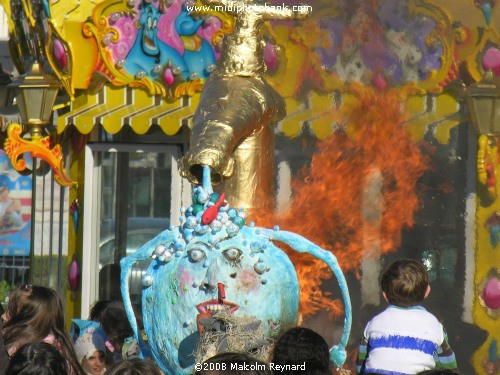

[218,123,275,210]
[180,76,285,183]
[180,76,283,207]
[204,0,310,76]
[179,0,310,210]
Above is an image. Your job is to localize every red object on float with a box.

[164,68,175,86]
[483,277,500,310]
[218,283,226,302]
[201,193,226,225]
[483,47,500,76]
[53,38,67,71]
[68,256,80,291]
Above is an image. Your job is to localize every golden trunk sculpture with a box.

[179,0,310,210]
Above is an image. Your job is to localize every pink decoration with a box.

[68,256,80,291]
[264,43,279,72]
[52,38,67,71]
[483,47,500,76]
[164,68,174,86]
[483,277,500,310]
[374,73,388,90]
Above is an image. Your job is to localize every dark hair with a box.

[106,358,163,375]
[3,285,85,375]
[194,352,271,375]
[417,370,459,375]
[271,327,331,375]
[381,258,429,306]
[6,342,68,375]
[99,301,134,352]
[89,300,113,322]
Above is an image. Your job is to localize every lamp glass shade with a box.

[463,71,500,135]
[14,85,59,125]
[8,63,60,126]
[466,95,500,135]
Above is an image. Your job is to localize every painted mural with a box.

[0,151,31,258]
[51,0,230,99]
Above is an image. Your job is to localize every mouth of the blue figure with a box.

[196,299,239,314]
[195,299,239,334]
[195,284,239,335]
[196,283,238,314]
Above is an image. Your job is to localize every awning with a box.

[57,85,200,135]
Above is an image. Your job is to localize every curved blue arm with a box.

[120,229,178,358]
[261,228,352,368]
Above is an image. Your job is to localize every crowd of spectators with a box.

[0,258,461,374]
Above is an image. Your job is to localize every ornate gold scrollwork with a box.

[4,123,76,187]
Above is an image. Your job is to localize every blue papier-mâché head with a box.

[121,166,352,375]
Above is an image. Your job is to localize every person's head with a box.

[194,352,271,375]
[6,342,68,375]
[271,327,331,375]
[74,326,107,375]
[3,285,84,374]
[417,370,459,375]
[89,300,113,323]
[105,358,163,375]
[99,301,134,353]
[3,285,65,343]
[381,258,430,307]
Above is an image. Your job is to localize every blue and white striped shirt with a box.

[356,305,457,375]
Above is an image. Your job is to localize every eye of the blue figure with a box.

[147,16,152,29]
[188,248,206,262]
[223,248,242,261]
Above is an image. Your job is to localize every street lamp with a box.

[3,62,75,186]
[11,62,60,137]
[463,70,500,135]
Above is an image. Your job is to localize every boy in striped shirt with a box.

[356,259,458,375]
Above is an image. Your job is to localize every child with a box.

[72,320,107,375]
[6,342,68,375]
[357,259,458,375]
[99,301,141,361]
[271,327,331,375]
[2,285,85,375]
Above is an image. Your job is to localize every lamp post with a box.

[3,62,75,186]
[463,70,500,135]
[462,70,500,200]
[2,62,75,287]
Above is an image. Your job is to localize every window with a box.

[83,143,187,317]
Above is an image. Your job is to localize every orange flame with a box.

[251,86,431,318]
